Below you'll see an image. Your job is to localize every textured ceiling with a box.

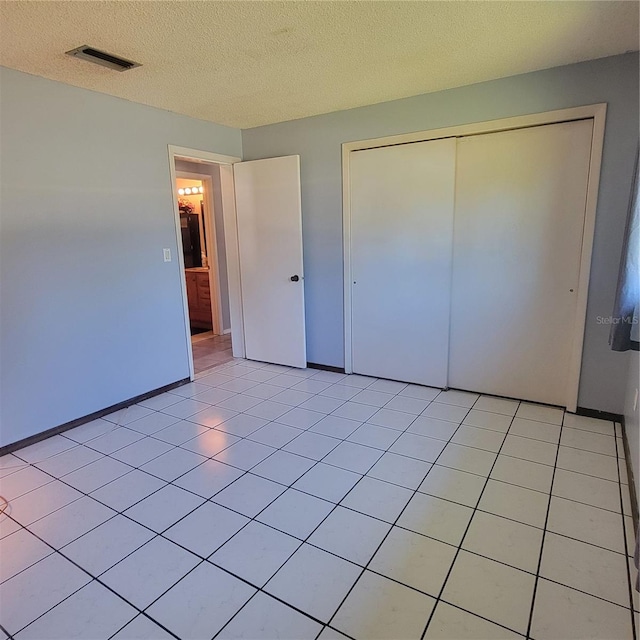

[0,1,638,129]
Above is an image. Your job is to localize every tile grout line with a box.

[8,512,614,628]
[615,432,638,640]
[2,371,617,482]
[320,397,484,637]
[159,455,634,602]
[523,412,566,638]
[8,419,630,639]
[2,488,176,636]
[0,367,390,635]
[210,391,477,637]
[120,405,628,521]
[0,513,183,640]
[9,421,611,524]
[322,430,470,633]
[144,363,635,633]
[208,400,420,639]
[20,419,621,487]
[416,399,522,640]
[1,400,623,563]
[3,369,340,504]
[1,362,627,638]
[104,378,411,637]
[1,419,613,542]
[56,458,640,609]
[2,437,281,635]
[5,457,310,639]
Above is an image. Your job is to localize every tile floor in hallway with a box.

[0,358,638,640]
[192,334,233,374]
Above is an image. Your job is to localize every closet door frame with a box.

[342,103,607,412]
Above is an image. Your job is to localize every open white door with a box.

[234,155,307,368]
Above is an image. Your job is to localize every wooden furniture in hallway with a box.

[185,267,212,329]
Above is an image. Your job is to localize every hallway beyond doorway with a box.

[192,333,233,374]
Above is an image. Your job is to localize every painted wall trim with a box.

[170,146,241,166]
[168,150,196,380]
[0,378,189,457]
[168,145,245,377]
[342,104,607,413]
[341,103,607,152]
[619,417,639,529]
[222,163,246,359]
[565,106,607,414]
[307,362,346,374]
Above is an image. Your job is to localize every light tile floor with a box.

[192,334,234,374]
[0,359,638,639]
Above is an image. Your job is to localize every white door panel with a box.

[234,156,306,368]
[449,120,593,405]
[350,139,456,386]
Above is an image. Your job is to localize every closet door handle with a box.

[290,275,300,282]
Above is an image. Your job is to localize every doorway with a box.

[168,145,307,380]
[169,148,242,377]
[175,172,232,373]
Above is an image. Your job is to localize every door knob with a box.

[290,275,300,282]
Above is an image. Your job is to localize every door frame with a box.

[175,171,223,336]
[342,103,607,412]
[168,145,244,381]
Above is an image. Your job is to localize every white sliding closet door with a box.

[449,120,593,406]
[350,139,456,386]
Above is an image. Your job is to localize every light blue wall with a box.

[0,67,242,447]
[2,54,637,448]
[242,53,639,414]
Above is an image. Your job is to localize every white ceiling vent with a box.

[65,45,141,72]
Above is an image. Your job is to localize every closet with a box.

[349,117,595,407]
[351,139,456,387]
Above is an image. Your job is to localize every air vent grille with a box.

[66,45,141,72]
